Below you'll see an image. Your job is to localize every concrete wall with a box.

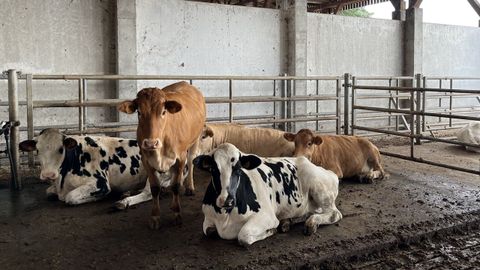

[0,0,116,138]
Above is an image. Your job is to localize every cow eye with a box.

[230,157,235,162]
[58,147,63,154]
[307,142,312,147]
[162,110,166,116]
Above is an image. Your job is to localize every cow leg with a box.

[143,164,163,230]
[170,158,186,225]
[238,214,279,247]
[203,216,218,238]
[46,184,59,201]
[184,141,199,196]
[115,180,152,210]
[64,183,110,205]
[304,206,342,236]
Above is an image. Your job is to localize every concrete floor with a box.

[0,141,479,269]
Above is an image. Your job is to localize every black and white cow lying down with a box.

[194,143,342,246]
[19,128,176,208]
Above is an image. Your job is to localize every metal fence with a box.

[351,74,480,175]
[2,70,480,190]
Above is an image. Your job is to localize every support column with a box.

[404,7,423,77]
[282,0,307,132]
[116,0,138,124]
[391,0,406,21]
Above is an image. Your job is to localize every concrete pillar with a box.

[392,10,406,21]
[282,0,307,132]
[404,8,423,77]
[116,0,138,124]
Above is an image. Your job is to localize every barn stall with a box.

[1,0,480,269]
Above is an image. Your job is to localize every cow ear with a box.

[19,140,37,152]
[63,137,78,150]
[202,126,214,139]
[165,100,182,114]
[283,133,295,142]
[117,100,137,114]
[193,155,213,171]
[312,136,323,145]
[240,155,262,170]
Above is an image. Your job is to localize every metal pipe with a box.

[380,151,479,175]
[415,74,422,144]
[422,76,426,132]
[26,74,34,167]
[352,125,413,138]
[7,69,21,190]
[228,79,233,123]
[336,78,341,135]
[396,79,399,131]
[351,76,356,135]
[343,73,350,135]
[410,89,415,158]
[316,79,319,131]
[78,79,84,133]
[354,85,480,94]
[449,79,453,127]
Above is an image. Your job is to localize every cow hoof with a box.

[238,239,251,247]
[303,225,316,236]
[279,219,291,233]
[205,227,218,238]
[184,188,195,196]
[149,216,161,230]
[114,201,128,210]
[173,214,183,226]
[46,193,59,201]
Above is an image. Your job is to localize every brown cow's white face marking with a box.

[284,129,322,160]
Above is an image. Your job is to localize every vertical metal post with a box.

[228,79,233,123]
[315,80,319,131]
[26,74,34,167]
[78,79,84,133]
[280,74,287,131]
[396,79,399,132]
[422,76,426,132]
[388,78,392,128]
[83,79,87,132]
[273,80,277,129]
[343,73,350,135]
[438,79,442,123]
[351,76,356,135]
[335,78,341,135]
[415,74,422,144]
[449,79,453,127]
[410,88,415,158]
[8,69,21,190]
[286,78,292,132]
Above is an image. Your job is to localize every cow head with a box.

[19,129,78,181]
[117,87,182,151]
[283,129,322,160]
[194,143,261,210]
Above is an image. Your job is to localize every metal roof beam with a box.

[408,0,422,9]
[467,0,480,16]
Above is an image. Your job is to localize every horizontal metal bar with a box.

[353,105,411,115]
[354,85,480,94]
[418,135,480,148]
[353,76,414,80]
[17,74,341,81]
[424,76,480,80]
[380,151,480,175]
[352,125,413,138]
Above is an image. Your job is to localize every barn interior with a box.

[1,0,480,268]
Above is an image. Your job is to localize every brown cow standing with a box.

[118,81,205,228]
[284,129,385,183]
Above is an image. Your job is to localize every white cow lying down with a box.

[457,122,480,153]
[194,143,342,246]
[19,128,179,209]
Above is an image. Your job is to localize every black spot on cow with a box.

[100,160,109,171]
[59,145,83,188]
[233,170,261,215]
[118,139,123,143]
[275,191,280,204]
[99,148,106,157]
[265,160,299,205]
[115,146,127,158]
[257,168,268,183]
[58,148,63,154]
[90,170,110,197]
[264,161,284,183]
[109,154,121,165]
[82,169,91,177]
[84,137,99,148]
[297,203,301,208]
[130,155,140,176]
[80,152,91,167]
[128,140,138,147]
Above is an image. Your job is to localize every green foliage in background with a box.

[339,8,373,18]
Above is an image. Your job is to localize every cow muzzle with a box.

[40,171,58,181]
[142,138,162,150]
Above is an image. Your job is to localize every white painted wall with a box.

[0,0,116,138]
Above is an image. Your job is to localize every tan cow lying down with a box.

[284,129,385,183]
[197,123,294,157]
[456,122,480,153]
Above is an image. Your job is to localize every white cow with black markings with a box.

[19,128,175,208]
[194,143,342,246]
